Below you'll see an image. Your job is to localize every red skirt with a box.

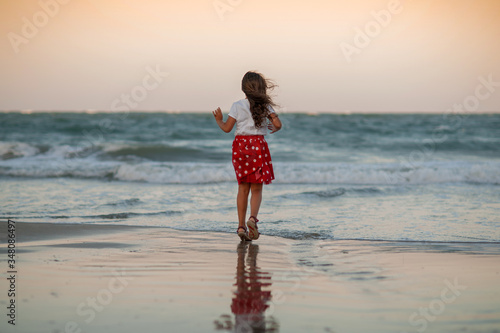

[232,135,274,185]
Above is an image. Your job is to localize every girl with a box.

[213,71,282,241]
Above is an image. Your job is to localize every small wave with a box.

[46,144,99,159]
[45,210,182,220]
[282,187,386,200]
[0,142,39,160]
[302,188,346,198]
[273,230,332,240]
[88,211,182,219]
[0,141,103,161]
[101,198,142,207]
[350,187,384,194]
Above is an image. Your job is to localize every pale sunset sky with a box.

[1,0,499,113]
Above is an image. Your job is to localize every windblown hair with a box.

[241,71,277,128]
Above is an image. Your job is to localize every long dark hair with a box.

[241,71,277,128]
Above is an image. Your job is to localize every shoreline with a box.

[1,220,499,251]
[1,221,499,332]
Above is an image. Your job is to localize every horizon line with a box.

[1,110,500,115]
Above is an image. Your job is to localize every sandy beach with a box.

[0,221,499,333]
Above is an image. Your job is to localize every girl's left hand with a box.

[268,123,278,134]
[212,107,223,122]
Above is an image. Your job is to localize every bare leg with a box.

[237,182,251,231]
[249,183,263,219]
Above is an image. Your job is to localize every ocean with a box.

[1,112,499,243]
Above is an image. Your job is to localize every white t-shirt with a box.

[228,99,275,136]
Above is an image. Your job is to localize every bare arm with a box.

[212,107,236,133]
[268,113,282,134]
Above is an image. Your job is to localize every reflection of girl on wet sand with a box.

[214,243,279,332]
[232,242,272,331]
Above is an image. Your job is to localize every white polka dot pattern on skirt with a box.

[231,135,275,185]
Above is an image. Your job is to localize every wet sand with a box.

[0,221,499,333]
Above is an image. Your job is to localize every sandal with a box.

[246,216,260,240]
[237,226,252,242]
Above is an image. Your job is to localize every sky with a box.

[1,0,499,113]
